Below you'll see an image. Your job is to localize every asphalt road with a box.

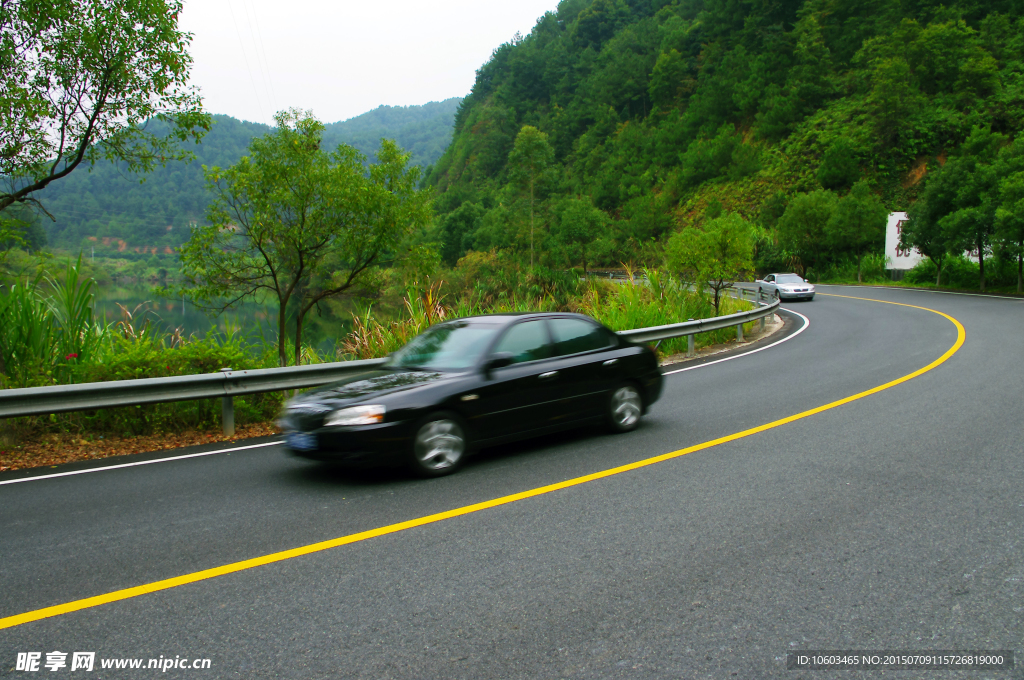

[0,286,1021,679]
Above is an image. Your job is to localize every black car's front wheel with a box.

[410,412,468,477]
[608,383,643,433]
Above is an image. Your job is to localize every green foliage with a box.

[179,109,431,366]
[34,101,461,252]
[0,257,286,434]
[1,0,210,214]
[904,127,1024,288]
[817,138,863,190]
[777,189,838,278]
[438,202,484,266]
[341,268,755,362]
[995,149,1024,291]
[321,99,462,170]
[665,212,755,314]
[508,126,556,267]
[424,0,1024,276]
[825,180,889,282]
[0,204,46,257]
[552,196,608,272]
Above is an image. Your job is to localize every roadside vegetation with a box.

[12,0,1024,451]
[0,253,754,440]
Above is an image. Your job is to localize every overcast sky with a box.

[179,0,559,126]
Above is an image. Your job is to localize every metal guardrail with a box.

[0,290,780,434]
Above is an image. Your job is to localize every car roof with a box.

[443,311,597,325]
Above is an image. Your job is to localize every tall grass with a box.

[0,258,110,389]
[0,258,285,436]
[340,270,755,360]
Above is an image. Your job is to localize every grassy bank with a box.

[1,255,752,446]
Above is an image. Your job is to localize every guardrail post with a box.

[760,315,765,332]
[687,334,695,357]
[220,368,235,436]
[736,323,744,342]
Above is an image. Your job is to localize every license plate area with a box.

[286,432,317,451]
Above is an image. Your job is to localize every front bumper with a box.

[284,419,414,467]
[644,371,664,407]
[779,290,814,300]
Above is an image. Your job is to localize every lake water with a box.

[90,285,355,355]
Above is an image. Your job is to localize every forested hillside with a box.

[426,0,1024,278]
[322,98,462,169]
[36,99,462,252]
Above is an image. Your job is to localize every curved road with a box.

[0,287,1021,679]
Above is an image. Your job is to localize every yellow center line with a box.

[0,295,966,631]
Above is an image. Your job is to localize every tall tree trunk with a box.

[529,179,535,269]
[581,244,587,275]
[294,309,305,367]
[277,300,289,367]
[978,235,985,291]
[1018,252,1022,294]
[935,258,942,286]
[857,252,863,283]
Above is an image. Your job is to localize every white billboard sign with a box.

[884,211,922,270]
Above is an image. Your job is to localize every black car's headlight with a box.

[324,404,386,427]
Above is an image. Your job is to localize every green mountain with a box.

[322,98,462,169]
[426,0,1024,271]
[37,98,462,253]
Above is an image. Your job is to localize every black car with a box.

[279,312,663,477]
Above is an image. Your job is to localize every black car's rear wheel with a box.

[608,383,643,433]
[410,412,468,477]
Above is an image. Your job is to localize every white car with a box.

[757,273,815,301]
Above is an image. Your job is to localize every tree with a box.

[909,127,1006,290]
[939,129,1004,290]
[993,137,1024,292]
[507,126,555,268]
[554,196,606,273]
[901,202,954,287]
[179,110,430,366]
[777,190,837,279]
[1,0,209,214]
[0,203,47,258]
[825,180,888,282]
[439,202,484,266]
[666,212,754,315]
[995,170,1024,292]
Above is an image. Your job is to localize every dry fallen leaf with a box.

[0,422,282,472]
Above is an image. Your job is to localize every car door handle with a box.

[539,371,559,379]
[603,359,618,366]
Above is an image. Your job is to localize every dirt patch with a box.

[0,422,281,473]
[903,156,930,189]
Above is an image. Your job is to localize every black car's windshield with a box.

[776,274,804,284]
[387,321,500,371]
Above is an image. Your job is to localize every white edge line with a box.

[0,440,284,486]
[4,310,810,485]
[663,308,810,376]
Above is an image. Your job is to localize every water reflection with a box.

[90,285,355,355]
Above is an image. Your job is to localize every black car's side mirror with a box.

[483,352,514,376]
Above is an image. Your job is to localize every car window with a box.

[765,275,774,283]
[777,274,804,283]
[550,317,613,356]
[387,322,500,371]
[493,320,551,364]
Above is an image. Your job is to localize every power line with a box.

[242,0,277,109]
[226,0,267,124]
